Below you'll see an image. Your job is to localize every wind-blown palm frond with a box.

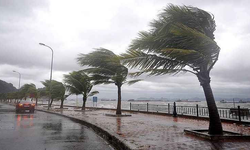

[125,79,142,85]
[88,91,99,97]
[121,49,185,70]
[65,85,81,95]
[93,80,115,85]
[77,48,134,87]
[83,68,115,77]
[77,48,120,69]
[129,68,193,77]
[168,23,219,58]
[41,80,65,100]
[91,74,111,81]
[63,71,95,95]
[122,4,220,76]
[20,83,38,99]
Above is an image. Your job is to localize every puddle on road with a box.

[16,114,34,128]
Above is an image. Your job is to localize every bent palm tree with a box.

[63,71,99,110]
[20,83,36,101]
[41,80,66,107]
[121,4,222,134]
[77,48,141,115]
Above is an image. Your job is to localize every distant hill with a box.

[0,80,17,93]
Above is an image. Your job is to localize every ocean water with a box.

[43,99,250,109]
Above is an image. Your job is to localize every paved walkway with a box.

[38,106,250,150]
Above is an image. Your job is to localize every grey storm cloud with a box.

[0,0,249,100]
[0,0,48,16]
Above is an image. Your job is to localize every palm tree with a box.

[12,91,19,103]
[60,94,70,109]
[63,71,99,110]
[121,4,222,134]
[0,93,7,101]
[27,84,39,104]
[41,80,66,108]
[19,84,36,100]
[77,48,141,115]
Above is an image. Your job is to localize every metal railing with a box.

[2,99,249,123]
[130,102,250,122]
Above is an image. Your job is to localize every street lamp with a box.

[13,70,21,89]
[39,43,54,109]
[13,70,21,103]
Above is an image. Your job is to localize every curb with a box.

[36,109,131,150]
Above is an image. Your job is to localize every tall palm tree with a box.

[77,48,141,115]
[26,84,39,104]
[19,83,36,100]
[64,71,99,110]
[41,80,66,107]
[121,4,222,134]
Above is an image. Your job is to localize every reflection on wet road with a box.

[0,104,113,150]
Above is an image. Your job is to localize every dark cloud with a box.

[0,0,48,16]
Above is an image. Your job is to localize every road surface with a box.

[0,103,113,150]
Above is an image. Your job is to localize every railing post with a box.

[196,104,199,117]
[147,103,148,112]
[173,102,177,117]
[238,106,241,122]
[168,103,170,114]
[130,103,131,111]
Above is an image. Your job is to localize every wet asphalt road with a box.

[0,103,113,150]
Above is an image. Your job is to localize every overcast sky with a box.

[0,0,249,100]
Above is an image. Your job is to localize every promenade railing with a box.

[130,103,250,122]
[2,99,249,123]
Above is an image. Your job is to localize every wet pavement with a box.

[38,106,250,150]
[0,103,113,150]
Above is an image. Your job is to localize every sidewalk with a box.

[37,106,250,150]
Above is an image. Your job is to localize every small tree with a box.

[77,48,141,114]
[37,87,48,105]
[64,71,98,110]
[27,84,39,104]
[41,80,66,108]
[19,84,37,101]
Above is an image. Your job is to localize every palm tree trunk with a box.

[202,83,223,134]
[116,85,122,115]
[82,94,87,110]
[49,98,54,107]
[198,71,223,135]
[60,99,64,109]
[35,98,38,106]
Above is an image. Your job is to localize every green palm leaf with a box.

[122,4,219,75]
[126,79,143,85]
[88,91,99,97]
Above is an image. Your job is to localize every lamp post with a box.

[13,70,21,89]
[13,70,21,103]
[39,43,54,109]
